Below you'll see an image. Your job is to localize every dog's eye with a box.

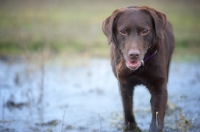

[119,29,127,35]
[141,29,149,35]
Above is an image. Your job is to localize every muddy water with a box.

[0,58,200,132]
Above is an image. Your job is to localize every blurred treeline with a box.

[0,0,200,61]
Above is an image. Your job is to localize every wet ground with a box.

[0,58,200,132]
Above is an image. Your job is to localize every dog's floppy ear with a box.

[102,8,126,44]
[141,6,167,42]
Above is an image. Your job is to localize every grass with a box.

[0,0,200,61]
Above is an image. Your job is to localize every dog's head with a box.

[102,6,166,70]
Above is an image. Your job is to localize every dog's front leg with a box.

[119,82,136,126]
[149,87,168,132]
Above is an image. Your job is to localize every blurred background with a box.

[0,0,200,132]
[0,0,200,60]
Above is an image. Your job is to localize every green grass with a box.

[0,0,200,61]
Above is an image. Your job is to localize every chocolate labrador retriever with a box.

[102,6,174,132]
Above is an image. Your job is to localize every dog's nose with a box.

[128,50,140,60]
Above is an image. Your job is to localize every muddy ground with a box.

[0,58,200,132]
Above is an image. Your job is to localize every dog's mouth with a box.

[125,60,142,70]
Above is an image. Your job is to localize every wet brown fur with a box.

[102,6,175,132]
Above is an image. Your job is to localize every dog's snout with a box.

[128,50,140,60]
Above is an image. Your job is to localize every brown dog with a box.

[102,6,174,132]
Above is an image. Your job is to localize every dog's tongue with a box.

[126,61,141,70]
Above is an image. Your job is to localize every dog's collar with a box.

[141,50,157,66]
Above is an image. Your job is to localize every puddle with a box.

[0,58,200,132]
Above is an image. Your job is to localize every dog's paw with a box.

[123,124,142,132]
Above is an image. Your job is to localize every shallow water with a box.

[0,58,200,132]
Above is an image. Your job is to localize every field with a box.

[0,0,200,61]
